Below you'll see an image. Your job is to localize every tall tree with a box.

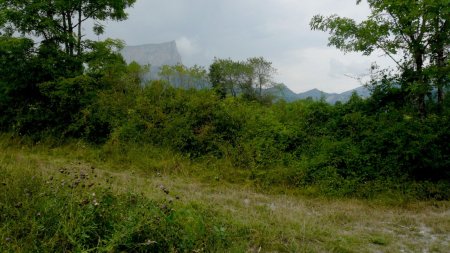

[425,1,450,107]
[248,57,277,96]
[310,0,449,115]
[208,58,253,98]
[0,0,136,57]
[158,64,208,89]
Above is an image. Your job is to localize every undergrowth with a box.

[0,146,248,252]
[1,135,449,252]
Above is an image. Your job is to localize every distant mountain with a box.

[120,41,182,80]
[297,88,331,100]
[325,86,371,104]
[265,85,299,102]
[268,84,371,103]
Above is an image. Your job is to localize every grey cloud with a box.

[97,0,392,93]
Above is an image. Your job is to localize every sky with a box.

[97,0,395,93]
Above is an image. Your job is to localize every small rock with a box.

[143,239,157,245]
[159,185,169,194]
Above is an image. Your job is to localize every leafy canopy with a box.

[310,0,449,113]
[0,0,136,56]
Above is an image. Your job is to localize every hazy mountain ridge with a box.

[268,84,371,103]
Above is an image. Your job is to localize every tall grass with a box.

[0,139,249,252]
[1,135,450,252]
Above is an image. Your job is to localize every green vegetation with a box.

[1,137,450,252]
[310,0,449,115]
[0,0,449,251]
[0,137,247,252]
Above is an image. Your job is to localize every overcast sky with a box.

[98,0,394,93]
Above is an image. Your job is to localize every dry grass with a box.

[1,141,449,253]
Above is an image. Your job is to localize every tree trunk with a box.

[77,3,82,56]
[436,47,445,109]
[62,12,69,54]
[259,76,262,96]
[67,11,74,57]
[434,17,447,110]
[414,51,426,117]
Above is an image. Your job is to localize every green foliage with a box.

[208,57,277,102]
[83,38,127,78]
[82,77,449,198]
[158,63,209,89]
[0,0,136,56]
[311,0,450,114]
[0,160,241,252]
[0,36,35,130]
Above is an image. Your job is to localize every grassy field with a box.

[1,136,449,252]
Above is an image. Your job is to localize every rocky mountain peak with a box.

[120,41,182,67]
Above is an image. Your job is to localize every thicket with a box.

[1,35,449,198]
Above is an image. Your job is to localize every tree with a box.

[158,64,209,89]
[208,58,254,98]
[188,65,209,89]
[0,0,136,58]
[159,65,175,84]
[425,1,450,107]
[0,36,35,129]
[310,0,449,115]
[248,57,277,96]
[0,1,136,135]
